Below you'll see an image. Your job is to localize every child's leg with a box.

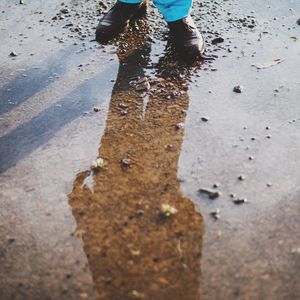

[119,0,143,3]
[119,0,192,22]
[153,0,193,22]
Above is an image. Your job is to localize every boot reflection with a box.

[69,31,204,300]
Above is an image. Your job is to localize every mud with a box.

[1,0,300,299]
[69,32,204,299]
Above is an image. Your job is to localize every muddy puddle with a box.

[69,32,204,299]
[1,0,300,299]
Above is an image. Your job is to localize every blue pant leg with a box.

[119,0,142,3]
[153,0,193,22]
[119,0,193,22]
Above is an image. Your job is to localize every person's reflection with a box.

[68,29,204,300]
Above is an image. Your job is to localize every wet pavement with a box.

[1,0,300,299]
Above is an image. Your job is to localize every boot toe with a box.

[168,17,206,60]
[96,24,116,43]
[95,1,147,43]
[178,37,205,59]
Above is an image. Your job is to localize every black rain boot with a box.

[96,1,147,43]
[168,16,205,60]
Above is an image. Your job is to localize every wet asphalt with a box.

[0,0,300,299]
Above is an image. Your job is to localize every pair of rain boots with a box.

[95,1,205,60]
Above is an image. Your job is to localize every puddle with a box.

[68,28,204,300]
[1,0,300,299]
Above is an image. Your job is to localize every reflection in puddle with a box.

[69,30,204,299]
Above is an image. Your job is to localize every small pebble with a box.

[121,158,131,167]
[201,116,209,122]
[212,37,224,45]
[93,107,101,112]
[233,198,248,205]
[210,208,220,220]
[175,123,185,130]
[233,85,243,93]
[199,188,221,199]
[136,77,150,91]
[161,203,177,217]
[136,209,144,216]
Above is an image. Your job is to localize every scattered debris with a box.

[201,116,210,122]
[119,110,128,116]
[252,58,284,70]
[165,144,174,151]
[136,77,150,91]
[216,230,222,238]
[291,246,300,255]
[199,188,221,199]
[161,203,177,217]
[210,208,220,220]
[131,290,144,299]
[136,209,144,216]
[237,175,246,181]
[212,37,224,45]
[121,158,131,167]
[60,8,70,14]
[202,54,216,61]
[130,249,141,256]
[93,107,101,112]
[91,158,106,170]
[7,237,16,244]
[177,240,183,257]
[118,103,129,109]
[233,198,248,205]
[45,208,52,216]
[79,292,88,299]
[233,85,243,93]
[175,123,185,130]
[104,278,112,285]
[72,228,85,237]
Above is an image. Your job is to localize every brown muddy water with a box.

[1,0,300,299]
[69,34,204,299]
